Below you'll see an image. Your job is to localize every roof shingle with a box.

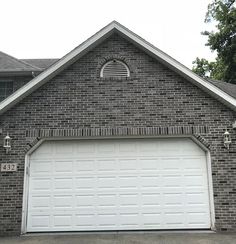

[207,79,236,100]
[0,51,41,72]
[21,59,58,69]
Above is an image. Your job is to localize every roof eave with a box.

[0,70,42,77]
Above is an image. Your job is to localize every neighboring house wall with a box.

[0,34,236,235]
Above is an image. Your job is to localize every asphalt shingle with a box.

[207,79,236,99]
[0,51,41,72]
[21,59,58,69]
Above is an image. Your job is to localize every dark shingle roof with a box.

[207,79,236,99]
[21,59,59,69]
[0,51,41,72]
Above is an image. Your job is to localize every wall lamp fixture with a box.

[3,133,12,153]
[223,130,231,150]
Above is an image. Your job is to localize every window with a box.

[100,59,130,78]
[0,82,13,102]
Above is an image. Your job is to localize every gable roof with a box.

[0,51,41,74]
[207,79,236,100]
[21,59,59,70]
[0,21,236,115]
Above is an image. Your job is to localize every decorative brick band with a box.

[26,126,209,138]
[193,134,211,149]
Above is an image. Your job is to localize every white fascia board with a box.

[0,21,236,115]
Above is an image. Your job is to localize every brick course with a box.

[0,33,236,235]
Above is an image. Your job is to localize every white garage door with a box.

[27,138,211,232]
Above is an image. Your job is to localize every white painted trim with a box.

[0,21,236,115]
[21,154,29,234]
[190,136,215,230]
[21,139,45,234]
[21,135,215,233]
[206,151,216,230]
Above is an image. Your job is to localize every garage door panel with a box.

[28,215,50,229]
[30,178,51,191]
[182,156,206,166]
[29,195,51,209]
[75,160,94,172]
[142,212,162,225]
[97,193,117,207]
[30,143,54,159]
[98,159,117,171]
[186,192,209,205]
[119,159,137,171]
[74,214,96,227]
[139,158,160,170]
[54,160,73,173]
[187,212,211,227]
[53,215,73,227]
[119,176,138,189]
[163,193,183,206]
[55,142,73,154]
[141,193,161,206]
[54,178,73,190]
[164,211,185,227]
[76,143,95,154]
[119,193,139,207]
[53,195,73,208]
[119,142,136,152]
[75,177,95,189]
[140,175,161,188]
[97,176,117,189]
[97,143,116,154]
[75,194,95,208]
[162,175,183,187]
[97,213,118,227]
[27,138,211,232]
[30,160,52,175]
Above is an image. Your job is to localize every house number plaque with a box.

[1,163,17,172]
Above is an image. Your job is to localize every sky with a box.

[0,0,216,68]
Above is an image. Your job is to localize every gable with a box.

[0,21,236,115]
[1,33,234,130]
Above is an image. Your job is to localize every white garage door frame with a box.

[21,135,215,234]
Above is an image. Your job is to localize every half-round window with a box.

[100,59,130,78]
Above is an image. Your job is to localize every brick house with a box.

[0,21,236,236]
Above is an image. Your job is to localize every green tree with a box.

[192,0,236,83]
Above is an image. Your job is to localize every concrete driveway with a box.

[1,232,236,244]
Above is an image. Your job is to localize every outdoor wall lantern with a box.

[3,133,12,153]
[223,130,231,150]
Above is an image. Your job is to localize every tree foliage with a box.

[192,0,236,83]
